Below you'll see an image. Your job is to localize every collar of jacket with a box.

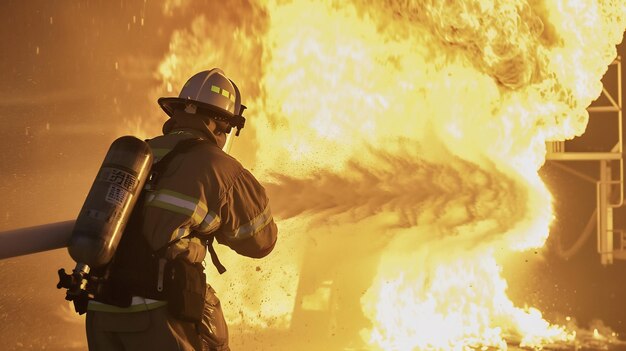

[161,110,219,145]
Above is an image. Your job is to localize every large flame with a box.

[152,0,626,349]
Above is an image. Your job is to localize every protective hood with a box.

[161,111,219,146]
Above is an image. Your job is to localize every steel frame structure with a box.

[546,56,623,265]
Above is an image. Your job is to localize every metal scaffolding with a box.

[546,56,623,265]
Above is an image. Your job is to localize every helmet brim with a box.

[158,97,235,120]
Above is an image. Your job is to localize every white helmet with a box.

[158,68,247,135]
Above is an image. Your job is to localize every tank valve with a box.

[57,263,92,314]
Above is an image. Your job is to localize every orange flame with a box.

[152,0,626,349]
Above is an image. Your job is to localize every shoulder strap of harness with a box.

[146,137,208,191]
[207,236,227,274]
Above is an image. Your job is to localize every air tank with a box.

[68,136,153,268]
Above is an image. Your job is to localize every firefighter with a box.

[85,68,278,351]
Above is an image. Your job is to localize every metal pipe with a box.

[596,180,602,255]
[616,58,624,207]
[587,106,620,112]
[0,220,74,260]
[602,86,620,110]
[598,160,613,265]
[545,152,622,161]
[550,161,597,183]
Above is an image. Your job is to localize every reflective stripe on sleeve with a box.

[223,204,274,241]
[199,211,221,233]
[145,189,208,226]
[175,227,190,239]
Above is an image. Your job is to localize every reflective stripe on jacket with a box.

[88,297,167,313]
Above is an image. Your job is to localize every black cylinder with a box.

[68,136,153,268]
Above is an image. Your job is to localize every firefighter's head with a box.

[158,68,247,147]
